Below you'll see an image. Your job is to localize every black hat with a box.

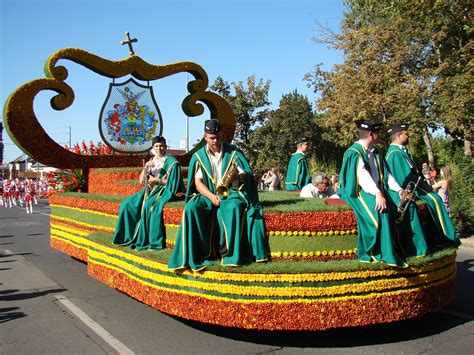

[387,123,409,135]
[355,119,382,132]
[204,119,221,134]
[151,136,166,145]
[295,136,310,145]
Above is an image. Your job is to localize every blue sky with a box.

[1,0,345,164]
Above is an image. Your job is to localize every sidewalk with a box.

[460,236,474,248]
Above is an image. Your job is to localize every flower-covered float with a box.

[4,46,457,331]
[47,169,457,331]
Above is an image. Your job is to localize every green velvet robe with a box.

[385,144,459,247]
[285,152,311,190]
[168,143,270,271]
[385,144,429,257]
[112,155,183,250]
[337,143,407,267]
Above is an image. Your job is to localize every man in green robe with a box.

[168,119,269,271]
[384,123,430,257]
[285,137,311,190]
[385,123,459,248]
[113,136,183,250]
[337,120,408,267]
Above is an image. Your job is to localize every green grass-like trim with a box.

[52,204,355,253]
[268,234,357,252]
[57,191,350,212]
[114,180,140,185]
[86,231,456,274]
[93,167,142,173]
[57,192,127,202]
[52,206,117,228]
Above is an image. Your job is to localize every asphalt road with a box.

[1,201,473,354]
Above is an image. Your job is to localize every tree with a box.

[210,75,271,160]
[426,0,473,157]
[249,90,340,175]
[305,0,473,167]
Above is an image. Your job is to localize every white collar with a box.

[357,140,375,152]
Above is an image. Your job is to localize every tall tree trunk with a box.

[422,125,436,168]
[464,127,472,157]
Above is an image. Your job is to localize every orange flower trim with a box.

[83,253,455,331]
[264,211,357,233]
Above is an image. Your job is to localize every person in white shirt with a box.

[300,172,339,199]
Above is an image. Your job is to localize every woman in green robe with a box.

[168,119,269,271]
[112,136,183,250]
[284,137,311,190]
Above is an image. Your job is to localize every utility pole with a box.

[68,126,72,148]
[185,73,189,151]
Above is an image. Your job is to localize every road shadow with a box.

[451,258,474,314]
[1,288,67,302]
[0,259,17,263]
[26,233,45,237]
[0,252,33,258]
[175,309,470,347]
[0,242,14,246]
[0,235,14,238]
[0,307,27,323]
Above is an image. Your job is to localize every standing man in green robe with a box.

[385,123,459,248]
[168,119,269,271]
[285,137,311,190]
[337,120,408,267]
[384,123,429,257]
[113,136,183,250]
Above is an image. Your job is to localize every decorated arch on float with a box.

[3,35,457,331]
[3,35,236,169]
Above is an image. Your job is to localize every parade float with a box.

[3,38,457,331]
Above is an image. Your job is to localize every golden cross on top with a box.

[121,32,138,56]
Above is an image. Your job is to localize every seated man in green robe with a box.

[337,120,408,267]
[168,119,270,271]
[113,136,183,250]
[284,137,311,191]
[385,123,459,249]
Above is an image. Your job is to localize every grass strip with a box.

[85,231,456,274]
[57,191,351,212]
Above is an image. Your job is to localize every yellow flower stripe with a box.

[268,229,357,237]
[271,250,357,258]
[52,217,115,233]
[84,246,455,298]
[51,204,117,218]
[50,223,456,284]
[90,256,455,305]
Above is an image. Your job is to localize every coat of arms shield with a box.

[99,78,163,153]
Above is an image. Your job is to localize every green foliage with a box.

[210,75,271,161]
[306,0,472,158]
[249,91,345,175]
[249,90,316,172]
